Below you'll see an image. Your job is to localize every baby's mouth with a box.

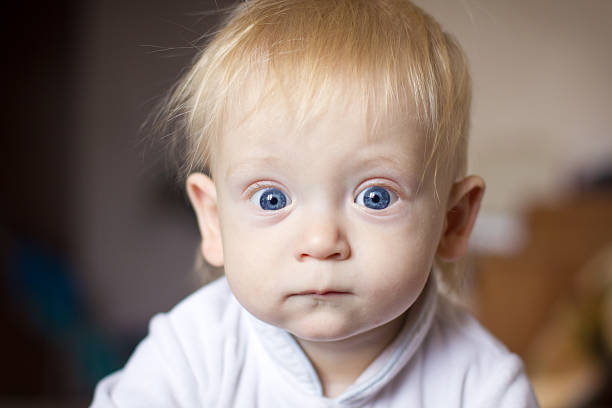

[292,290,351,297]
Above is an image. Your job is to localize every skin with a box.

[187,98,484,397]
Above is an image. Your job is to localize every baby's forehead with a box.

[214,86,430,181]
[222,81,420,146]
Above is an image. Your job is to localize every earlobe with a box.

[186,173,224,267]
[436,175,485,262]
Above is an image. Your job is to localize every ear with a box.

[436,175,485,262]
[186,173,224,267]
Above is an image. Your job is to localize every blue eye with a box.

[355,186,392,210]
[250,187,289,211]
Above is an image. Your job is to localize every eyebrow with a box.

[225,156,285,180]
[350,149,420,175]
[226,151,419,178]
[350,152,423,193]
[353,155,405,172]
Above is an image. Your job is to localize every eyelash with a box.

[245,181,271,196]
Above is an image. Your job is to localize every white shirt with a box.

[91,276,539,407]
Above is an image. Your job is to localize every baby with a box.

[92,0,538,406]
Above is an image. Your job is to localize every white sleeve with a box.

[469,354,539,408]
[89,314,206,408]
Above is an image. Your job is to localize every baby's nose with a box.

[295,217,350,261]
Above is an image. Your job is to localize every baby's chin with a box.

[243,300,399,343]
[281,313,375,343]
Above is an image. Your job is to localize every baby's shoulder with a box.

[91,277,249,407]
[418,295,538,407]
[154,277,246,356]
[430,296,510,359]
[165,276,241,331]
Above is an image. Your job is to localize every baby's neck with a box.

[294,312,407,398]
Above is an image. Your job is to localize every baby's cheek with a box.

[225,266,279,326]
[358,223,433,280]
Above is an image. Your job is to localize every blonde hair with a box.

[159,0,471,187]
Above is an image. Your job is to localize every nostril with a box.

[298,251,346,262]
[328,247,351,261]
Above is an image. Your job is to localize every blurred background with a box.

[1,0,610,406]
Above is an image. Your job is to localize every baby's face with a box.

[211,99,447,342]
